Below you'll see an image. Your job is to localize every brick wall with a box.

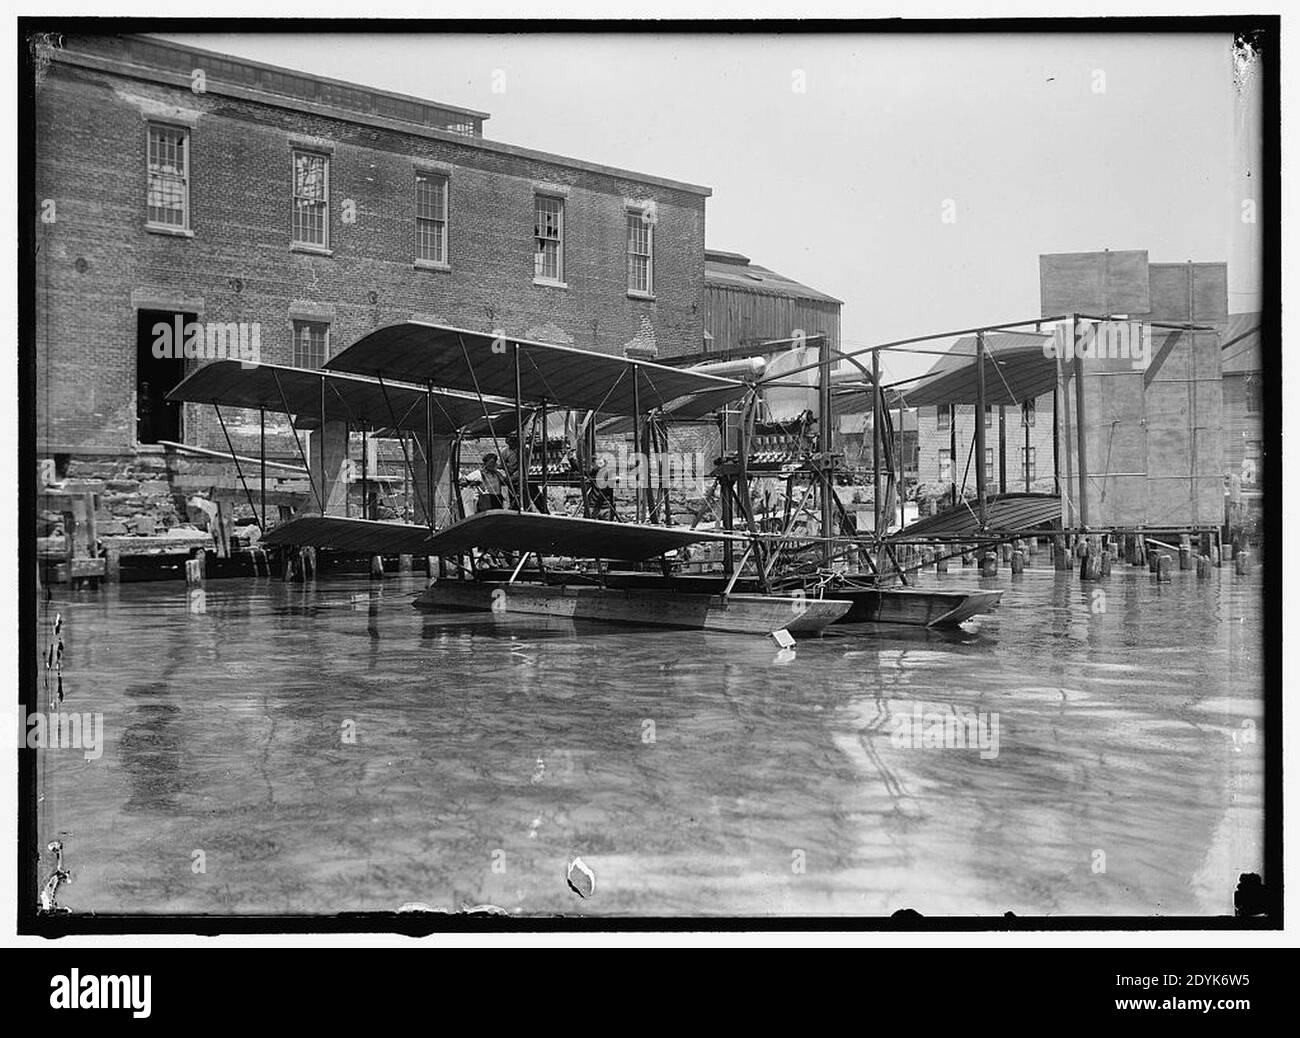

[34,54,707,464]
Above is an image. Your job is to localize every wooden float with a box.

[829,586,1003,627]
[472,568,1001,629]
[413,580,850,637]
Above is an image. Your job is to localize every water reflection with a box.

[36,563,1263,917]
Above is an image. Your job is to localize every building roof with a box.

[900,330,1056,408]
[1220,312,1262,375]
[705,250,842,305]
[53,34,712,197]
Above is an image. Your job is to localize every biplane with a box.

[167,320,1000,636]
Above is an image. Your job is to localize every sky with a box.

[159,31,1261,381]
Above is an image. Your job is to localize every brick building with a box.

[33,34,710,526]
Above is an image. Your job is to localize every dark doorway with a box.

[136,309,192,444]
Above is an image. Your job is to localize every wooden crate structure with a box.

[1046,256,1225,530]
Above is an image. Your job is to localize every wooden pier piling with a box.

[1157,553,1173,582]
[980,552,998,577]
[1235,550,1252,576]
[1010,550,1025,575]
[1079,536,1103,581]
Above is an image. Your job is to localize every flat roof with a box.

[52,35,712,197]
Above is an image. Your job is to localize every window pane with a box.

[1023,447,1036,482]
[293,152,328,245]
[292,322,328,369]
[415,173,447,262]
[627,214,651,292]
[534,197,563,280]
[147,126,187,227]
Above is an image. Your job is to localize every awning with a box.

[896,493,1062,539]
[895,333,1057,408]
[166,359,514,435]
[324,321,750,416]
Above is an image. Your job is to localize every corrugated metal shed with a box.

[898,493,1062,538]
[895,331,1055,408]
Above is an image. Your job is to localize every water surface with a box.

[35,558,1264,917]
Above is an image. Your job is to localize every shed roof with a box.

[705,250,842,306]
[895,331,1056,408]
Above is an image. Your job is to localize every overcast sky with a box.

[159,31,1261,381]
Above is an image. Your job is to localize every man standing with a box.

[462,452,508,512]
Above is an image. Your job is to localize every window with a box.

[147,124,189,229]
[1023,446,1036,484]
[937,404,951,432]
[292,321,329,369]
[1023,399,1036,427]
[1244,375,1262,413]
[534,195,564,282]
[292,150,329,247]
[939,449,952,484]
[415,172,448,264]
[627,212,653,294]
[985,447,994,483]
[1242,440,1262,485]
